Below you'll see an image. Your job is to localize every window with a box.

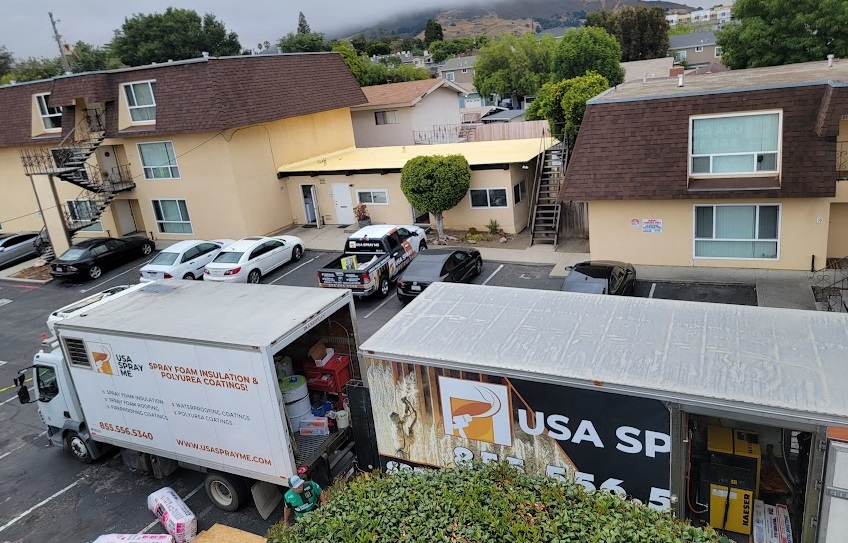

[66,200,104,232]
[674,50,687,63]
[470,188,508,208]
[715,46,723,58]
[36,93,62,130]
[694,204,779,259]
[152,199,193,234]
[374,110,398,125]
[36,366,59,401]
[138,142,179,179]
[512,178,527,205]
[695,46,704,53]
[444,72,455,82]
[357,189,389,205]
[124,81,157,122]
[196,242,219,256]
[690,111,781,176]
[181,246,202,263]
[461,68,468,74]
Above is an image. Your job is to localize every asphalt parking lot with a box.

[633,280,758,306]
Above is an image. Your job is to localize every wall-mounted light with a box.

[521,165,529,170]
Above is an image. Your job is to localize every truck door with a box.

[33,363,74,429]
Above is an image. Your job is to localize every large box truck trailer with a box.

[356,282,848,543]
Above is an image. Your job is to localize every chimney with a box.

[669,66,685,77]
[642,73,648,84]
[202,51,209,59]
[828,54,835,67]
[678,74,684,87]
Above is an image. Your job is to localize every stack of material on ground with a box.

[192,524,265,543]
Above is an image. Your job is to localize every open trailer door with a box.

[817,435,848,542]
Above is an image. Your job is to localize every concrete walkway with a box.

[282,224,820,311]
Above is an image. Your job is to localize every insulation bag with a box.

[147,487,198,543]
[93,535,174,543]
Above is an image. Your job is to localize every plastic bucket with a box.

[275,355,294,379]
[336,409,350,429]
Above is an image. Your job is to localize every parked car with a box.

[204,235,304,283]
[0,231,41,268]
[50,236,156,281]
[397,249,483,302]
[560,261,636,295]
[139,239,234,283]
[46,284,141,334]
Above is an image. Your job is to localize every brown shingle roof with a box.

[0,53,366,148]
[354,78,462,109]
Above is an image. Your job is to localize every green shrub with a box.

[486,219,500,235]
[466,233,485,242]
[267,462,726,543]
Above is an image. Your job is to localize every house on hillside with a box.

[350,78,466,147]
[561,59,848,271]
[0,53,366,255]
[669,31,723,67]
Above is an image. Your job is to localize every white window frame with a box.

[692,203,781,261]
[137,141,180,179]
[444,71,455,82]
[66,200,104,232]
[715,46,723,58]
[461,68,468,74]
[674,50,687,63]
[35,93,62,131]
[123,80,157,124]
[152,199,193,235]
[356,189,390,205]
[512,178,527,205]
[695,46,704,53]
[688,110,783,178]
[374,110,399,125]
[469,188,509,209]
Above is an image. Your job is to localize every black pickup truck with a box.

[317,225,427,298]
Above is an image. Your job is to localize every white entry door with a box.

[332,183,355,224]
[113,200,137,235]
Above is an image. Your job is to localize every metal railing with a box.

[812,257,848,312]
[838,141,848,180]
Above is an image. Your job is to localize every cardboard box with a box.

[300,416,329,430]
[308,340,327,362]
[753,500,767,543]
[776,504,793,543]
[315,348,335,368]
[340,256,358,270]
[299,426,330,436]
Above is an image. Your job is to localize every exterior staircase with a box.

[529,143,567,246]
[19,108,135,240]
[813,257,848,313]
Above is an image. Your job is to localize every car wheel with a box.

[376,275,390,298]
[420,240,428,251]
[65,431,93,464]
[182,273,195,280]
[474,258,484,277]
[291,245,303,262]
[87,265,102,280]
[247,269,262,284]
[204,471,248,512]
[141,242,154,256]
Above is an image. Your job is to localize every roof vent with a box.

[202,51,209,59]
[642,73,648,84]
[828,54,835,67]
[63,338,91,368]
[678,74,684,87]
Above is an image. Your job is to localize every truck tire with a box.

[376,274,390,298]
[65,431,93,464]
[204,472,249,511]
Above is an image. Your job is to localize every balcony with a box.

[838,141,848,180]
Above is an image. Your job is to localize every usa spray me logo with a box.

[439,376,511,446]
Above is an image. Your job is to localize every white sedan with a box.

[204,235,304,283]
[139,239,234,283]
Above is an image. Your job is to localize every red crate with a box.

[303,354,351,395]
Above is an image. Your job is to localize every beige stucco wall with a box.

[409,88,462,133]
[352,107,415,147]
[0,146,43,233]
[828,203,848,258]
[588,198,831,270]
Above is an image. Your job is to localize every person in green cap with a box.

[283,474,327,525]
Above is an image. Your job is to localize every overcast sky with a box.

[2,0,708,59]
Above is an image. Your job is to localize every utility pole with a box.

[49,12,72,73]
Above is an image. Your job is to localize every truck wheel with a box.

[376,274,390,298]
[65,431,93,464]
[204,472,248,512]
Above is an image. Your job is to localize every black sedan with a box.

[560,260,636,295]
[50,236,156,280]
[397,249,483,302]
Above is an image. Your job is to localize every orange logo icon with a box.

[89,343,114,375]
[439,377,512,446]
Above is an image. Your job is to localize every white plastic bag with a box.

[93,535,174,543]
[147,487,198,543]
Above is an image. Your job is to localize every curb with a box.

[0,276,53,285]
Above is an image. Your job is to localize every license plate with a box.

[411,285,421,292]
[212,269,222,276]
[55,266,64,272]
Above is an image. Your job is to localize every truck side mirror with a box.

[14,375,32,404]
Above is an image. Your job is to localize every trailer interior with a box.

[683,412,815,542]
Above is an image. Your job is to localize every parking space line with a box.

[648,283,657,299]
[139,483,205,534]
[0,360,6,367]
[0,298,12,308]
[0,377,31,394]
[0,387,32,406]
[0,481,79,533]
[482,265,504,285]
[0,452,10,461]
[363,296,394,319]
[79,260,152,293]
[268,257,317,285]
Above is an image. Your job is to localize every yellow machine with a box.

[706,426,762,535]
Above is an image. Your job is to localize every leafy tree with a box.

[429,37,478,63]
[378,55,402,68]
[401,155,471,241]
[334,42,431,87]
[0,45,13,76]
[553,26,624,87]
[296,11,311,34]
[586,7,669,61]
[382,64,431,84]
[111,8,240,66]
[424,19,444,47]
[267,462,724,543]
[717,0,848,69]
[528,72,609,147]
[6,56,64,82]
[331,42,369,86]
[350,34,368,55]
[474,33,558,106]
[366,42,391,57]
[69,41,123,72]
[278,11,328,53]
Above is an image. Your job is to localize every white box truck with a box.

[357,282,848,543]
[14,281,360,515]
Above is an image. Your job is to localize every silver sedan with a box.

[0,231,41,268]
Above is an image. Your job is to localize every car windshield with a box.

[58,248,87,260]
[213,251,243,264]
[149,252,179,266]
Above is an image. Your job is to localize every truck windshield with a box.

[346,239,385,254]
[36,366,59,401]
